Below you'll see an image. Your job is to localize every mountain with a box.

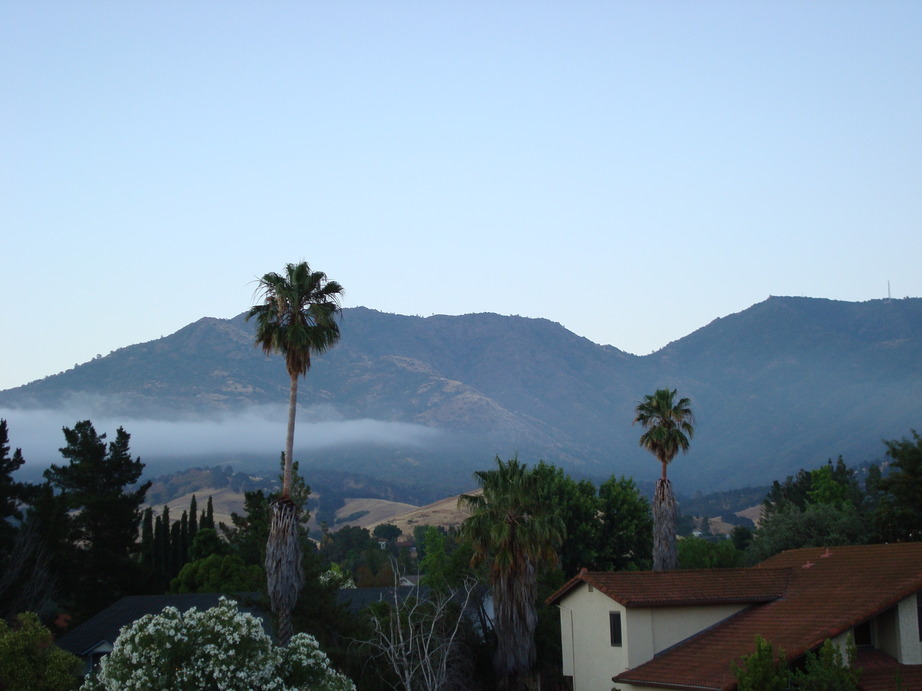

[1,296,919,493]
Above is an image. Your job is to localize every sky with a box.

[2,1,921,393]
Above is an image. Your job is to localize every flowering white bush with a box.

[318,563,355,589]
[81,597,354,691]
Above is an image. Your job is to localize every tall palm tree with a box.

[458,457,565,691]
[247,261,343,645]
[633,388,694,571]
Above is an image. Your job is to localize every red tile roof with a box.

[857,649,922,691]
[548,567,790,608]
[551,543,922,691]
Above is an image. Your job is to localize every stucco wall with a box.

[896,593,922,664]
[557,584,630,691]
[649,604,745,655]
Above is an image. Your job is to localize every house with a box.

[547,543,922,691]
[55,592,265,676]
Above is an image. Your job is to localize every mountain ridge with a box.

[1,296,919,493]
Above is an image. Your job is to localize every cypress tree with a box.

[189,495,199,542]
[160,505,172,579]
[179,511,189,566]
[203,496,215,530]
[170,520,182,578]
[141,507,155,569]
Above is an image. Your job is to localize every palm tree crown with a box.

[634,388,695,480]
[246,261,343,499]
[247,262,343,381]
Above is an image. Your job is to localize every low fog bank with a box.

[0,405,443,482]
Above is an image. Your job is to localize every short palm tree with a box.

[458,457,565,691]
[247,261,343,644]
[634,388,694,571]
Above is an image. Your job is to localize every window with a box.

[854,620,872,646]
[610,611,622,647]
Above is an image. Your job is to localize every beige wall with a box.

[649,604,744,655]
[558,584,629,691]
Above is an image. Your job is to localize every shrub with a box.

[81,596,354,691]
[0,611,82,691]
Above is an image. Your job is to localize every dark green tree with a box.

[188,495,199,540]
[419,526,475,593]
[140,507,155,572]
[751,456,873,562]
[532,462,598,577]
[225,490,272,566]
[154,506,171,586]
[459,457,565,691]
[874,430,922,542]
[188,527,229,562]
[730,525,754,552]
[43,421,150,617]
[169,553,264,594]
[748,502,869,563]
[247,261,343,645]
[634,389,695,571]
[678,536,742,569]
[595,475,653,571]
[0,420,28,551]
[373,523,402,543]
[732,636,788,691]
[791,636,860,691]
[0,611,82,691]
[202,496,215,531]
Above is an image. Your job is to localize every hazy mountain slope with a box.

[645,297,922,487]
[1,297,919,492]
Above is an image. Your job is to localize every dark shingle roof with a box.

[56,593,266,657]
[335,586,429,614]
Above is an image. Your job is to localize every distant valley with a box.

[1,296,919,497]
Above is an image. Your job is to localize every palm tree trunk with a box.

[493,556,538,691]
[283,372,298,499]
[265,497,303,646]
[267,372,302,646]
[653,477,678,571]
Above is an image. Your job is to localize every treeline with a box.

[2,415,921,691]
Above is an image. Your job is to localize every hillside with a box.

[363,493,474,539]
[1,296,919,493]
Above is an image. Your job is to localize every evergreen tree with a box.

[0,419,25,532]
[189,495,199,542]
[43,421,150,618]
[0,419,28,552]
[155,506,171,590]
[226,490,271,566]
[140,507,155,570]
[202,496,215,531]
[179,510,190,565]
[170,520,182,578]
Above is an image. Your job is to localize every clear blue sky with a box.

[3,1,920,392]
